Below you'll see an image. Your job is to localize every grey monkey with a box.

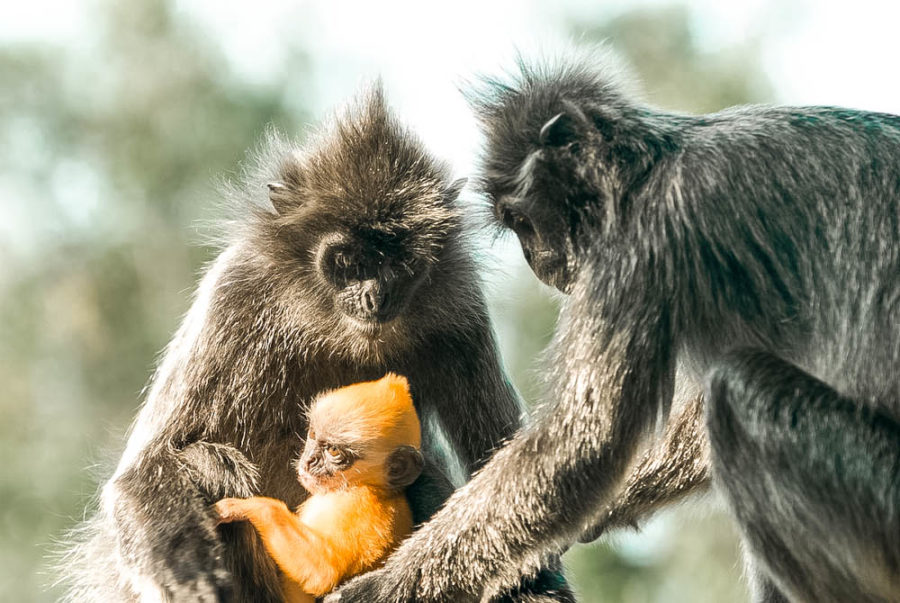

[59,85,572,602]
[331,54,900,602]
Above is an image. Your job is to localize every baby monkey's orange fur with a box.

[215,374,423,602]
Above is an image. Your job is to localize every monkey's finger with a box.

[212,499,245,523]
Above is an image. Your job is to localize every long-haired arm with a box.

[579,391,709,542]
[330,288,676,602]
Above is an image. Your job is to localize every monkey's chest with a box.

[255,441,308,506]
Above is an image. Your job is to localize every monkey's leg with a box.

[706,349,900,603]
[579,392,709,543]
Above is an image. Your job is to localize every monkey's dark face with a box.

[264,197,461,363]
[483,113,591,293]
[315,229,431,331]
[252,95,468,363]
[473,68,635,293]
[492,190,577,293]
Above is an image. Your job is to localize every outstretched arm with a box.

[406,324,575,602]
[331,295,675,602]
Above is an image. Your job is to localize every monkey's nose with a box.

[301,455,318,474]
[362,288,377,313]
[359,280,386,317]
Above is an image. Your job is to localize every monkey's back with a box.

[666,106,900,411]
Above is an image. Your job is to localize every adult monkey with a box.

[331,56,900,602]
[61,86,571,602]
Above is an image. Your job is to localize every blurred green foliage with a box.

[0,1,770,600]
[1,1,304,598]
[572,5,772,113]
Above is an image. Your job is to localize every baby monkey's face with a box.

[296,429,369,493]
[297,374,424,495]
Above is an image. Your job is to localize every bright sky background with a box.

[4,0,900,178]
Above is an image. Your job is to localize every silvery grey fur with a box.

[331,53,899,602]
[58,85,572,602]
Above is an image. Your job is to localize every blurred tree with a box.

[0,0,308,599]
[572,5,773,113]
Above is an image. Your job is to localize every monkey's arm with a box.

[411,323,524,483]
[216,495,396,597]
[407,325,575,601]
[106,439,262,601]
[579,391,709,543]
[72,249,283,602]
[331,291,673,602]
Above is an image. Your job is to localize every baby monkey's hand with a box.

[213,497,250,524]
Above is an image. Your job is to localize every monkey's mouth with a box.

[298,469,336,494]
[532,254,574,294]
[343,314,399,339]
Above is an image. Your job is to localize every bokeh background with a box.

[3,1,899,601]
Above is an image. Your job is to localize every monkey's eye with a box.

[512,214,533,234]
[325,444,344,461]
[502,207,535,238]
[334,252,351,269]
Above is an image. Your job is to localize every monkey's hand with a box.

[321,523,476,603]
[108,442,259,602]
[323,482,514,603]
[214,497,252,524]
[578,509,640,544]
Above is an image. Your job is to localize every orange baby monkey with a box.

[214,373,424,603]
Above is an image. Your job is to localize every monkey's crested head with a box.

[298,374,423,493]
[230,83,479,363]
[467,49,655,293]
[469,50,634,194]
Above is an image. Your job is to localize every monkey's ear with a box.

[385,445,425,490]
[539,102,590,147]
[267,182,293,215]
[443,178,467,203]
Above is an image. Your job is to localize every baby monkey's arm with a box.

[215,497,347,597]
